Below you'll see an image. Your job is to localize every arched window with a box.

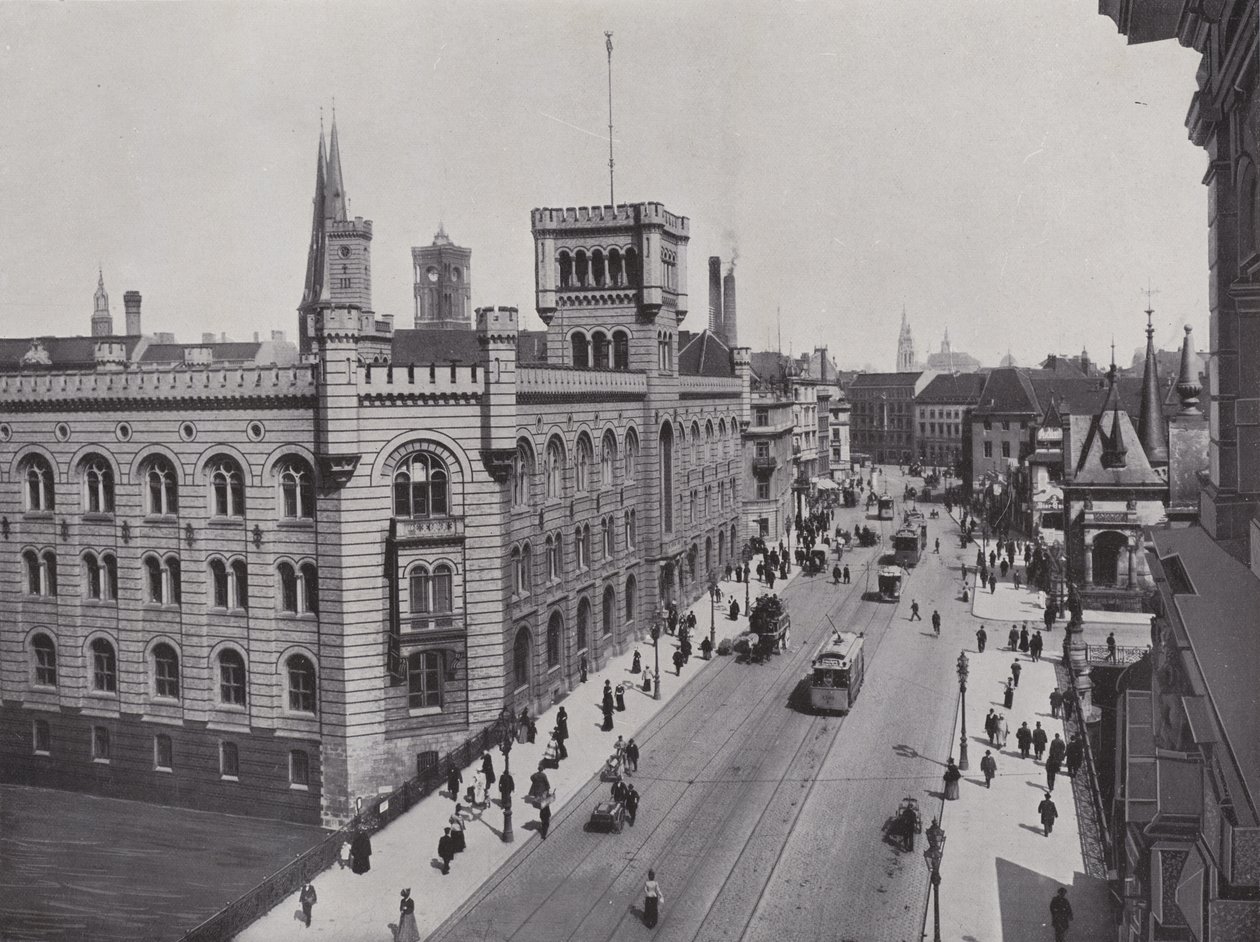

[21,456,55,512]
[718,418,727,456]
[218,649,247,706]
[511,544,531,596]
[513,627,532,691]
[602,585,615,637]
[705,421,715,463]
[660,423,674,532]
[301,563,319,614]
[393,453,449,518]
[544,535,558,582]
[575,524,591,570]
[576,597,590,652]
[277,457,315,520]
[690,421,702,465]
[210,558,248,611]
[624,428,638,482]
[557,250,573,288]
[208,457,245,517]
[625,509,636,549]
[277,562,298,613]
[602,516,614,559]
[624,247,639,286]
[145,458,179,515]
[233,560,249,610]
[511,441,534,508]
[83,552,117,601]
[90,638,117,693]
[718,529,726,565]
[612,330,629,370]
[608,248,624,287]
[31,633,57,687]
[592,331,610,368]
[624,575,637,625]
[575,435,593,492]
[144,555,180,606]
[286,655,317,713]
[1240,159,1259,263]
[407,651,444,710]
[546,611,563,668]
[410,563,454,615]
[571,331,590,368]
[152,643,180,699]
[545,438,565,499]
[24,550,57,596]
[600,432,616,487]
[591,248,606,287]
[80,457,115,514]
[575,249,589,287]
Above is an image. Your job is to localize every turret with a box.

[734,346,753,426]
[93,339,126,370]
[1136,308,1169,467]
[91,270,113,337]
[314,304,362,486]
[476,306,520,483]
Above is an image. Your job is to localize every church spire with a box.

[91,267,113,336]
[1137,306,1169,467]
[326,113,348,223]
[1099,353,1128,469]
[300,128,328,311]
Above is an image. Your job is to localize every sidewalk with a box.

[237,565,795,942]
[933,612,1112,941]
[971,574,1152,648]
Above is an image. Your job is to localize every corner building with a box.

[0,128,745,826]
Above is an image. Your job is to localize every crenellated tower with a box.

[413,225,472,329]
[91,269,113,337]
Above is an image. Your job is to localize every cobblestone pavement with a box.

[432,479,971,942]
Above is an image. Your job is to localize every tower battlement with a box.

[475,306,519,334]
[0,362,318,405]
[531,202,689,236]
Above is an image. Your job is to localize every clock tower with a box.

[412,224,472,330]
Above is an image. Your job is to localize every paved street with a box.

[431,476,975,942]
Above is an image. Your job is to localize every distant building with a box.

[923,328,981,374]
[412,224,472,329]
[913,372,984,471]
[848,371,935,465]
[895,308,917,372]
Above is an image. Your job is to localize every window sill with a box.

[145,514,179,524]
[289,783,310,792]
[221,774,239,783]
[81,513,115,523]
[277,518,316,530]
[154,766,172,774]
[208,517,245,529]
[22,511,54,520]
[408,706,443,718]
[92,758,111,765]
[33,749,50,757]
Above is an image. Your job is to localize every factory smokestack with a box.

[722,266,737,347]
[123,291,142,336]
[708,257,723,336]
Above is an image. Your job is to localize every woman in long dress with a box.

[395,889,421,942]
[349,828,372,874]
[643,869,664,928]
[449,805,467,853]
[996,714,1010,749]
[943,758,962,800]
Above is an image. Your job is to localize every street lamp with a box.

[500,721,514,843]
[650,614,663,701]
[923,818,946,942]
[741,544,754,613]
[707,572,719,652]
[956,651,970,771]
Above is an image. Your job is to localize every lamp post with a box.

[741,544,754,613]
[923,818,946,942]
[707,572,719,652]
[650,614,663,700]
[500,722,514,842]
[956,651,970,771]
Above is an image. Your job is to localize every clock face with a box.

[427,267,439,283]
[339,246,351,258]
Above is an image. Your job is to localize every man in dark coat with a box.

[499,769,515,808]
[556,707,569,758]
[1016,722,1033,759]
[985,709,998,745]
[1030,631,1043,662]
[1019,625,1030,652]
[438,828,454,874]
[980,749,997,788]
[832,564,841,584]
[1008,625,1020,650]
[843,565,851,583]
[673,649,684,676]
[350,828,372,874]
[976,625,987,652]
[1050,887,1074,942]
[625,738,640,773]
[931,610,941,635]
[625,785,640,826]
[299,881,317,927]
[1038,792,1058,836]
[1046,753,1062,791]
[909,600,922,621]
[1048,733,1067,767]
[481,752,496,789]
[1065,734,1084,778]
[539,803,551,839]
[989,573,997,594]
[1049,688,1063,718]
[1032,722,1048,761]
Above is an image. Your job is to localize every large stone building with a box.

[0,123,747,826]
[848,371,935,464]
[913,372,984,471]
[923,328,982,374]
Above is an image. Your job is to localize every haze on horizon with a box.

[0,1,1207,370]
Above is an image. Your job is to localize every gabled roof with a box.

[390,328,481,365]
[1064,408,1163,486]
[973,367,1040,416]
[0,334,146,372]
[847,371,923,388]
[678,329,734,378]
[916,372,985,403]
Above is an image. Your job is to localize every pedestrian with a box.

[701,636,713,659]
[615,683,626,712]
[934,537,940,554]
[930,609,941,635]
[910,600,922,621]
[395,889,421,942]
[626,738,639,773]
[631,650,642,673]
[1050,887,1074,942]
[1065,734,1084,778]
[298,881,317,928]
[1038,792,1058,836]
[602,701,615,731]
[1000,559,1009,578]
[943,757,962,800]
[447,765,463,801]
[1019,625,1030,653]
[1010,660,1022,687]
[350,827,372,874]
[989,573,997,594]
[1008,625,1019,650]
[1048,733,1066,767]
[976,625,987,652]
[337,834,352,870]
[499,768,515,808]
[1106,632,1117,663]
[990,549,997,569]
[642,666,653,692]
[1012,570,1021,589]
[843,565,851,584]
[1049,688,1063,718]
[1017,721,1032,759]
[833,564,841,584]
[985,709,998,745]
[603,679,614,712]
[556,706,569,758]
[625,784,639,826]
[673,648,684,676]
[1003,678,1014,709]
[980,749,997,788]
[996,714,1010,748]
[643,869,664,928]
[729,598,740,620]
[1030,631,1043,662]
[449,805,467,852]
[1044,605,1055,631]
[481,751,496,789]
[1046,754,1061,791]
[1033,722,1048,761]
[1062,691,1075,722]
[527,714,537,744]
[539,802,552,839]
[438,828,454,875]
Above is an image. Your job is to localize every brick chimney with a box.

[123,291,142,335]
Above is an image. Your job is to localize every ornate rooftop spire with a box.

[1137,306,1169,466]
[1175,324,1202,415]
[326,113,348,223]
[299,128,328,311]
[1099,358,1128,469]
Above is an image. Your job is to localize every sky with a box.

[0,1,1208,371]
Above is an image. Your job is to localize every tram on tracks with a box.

[877,495,895,521]
[891,527,922,568]
[809,630,866,713]
[877,564,907,601]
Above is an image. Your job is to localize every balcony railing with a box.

[752,456,777,477]
[395,516,464,543]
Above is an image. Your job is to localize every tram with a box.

[877,495,895,521]
[809,630,866,713]
[891,527,922,568]
[877,564,906,601]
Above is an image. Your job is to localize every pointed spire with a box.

[1175,324,1202,415]
[299,128,328,310]
[326,113,348,223]
[1137,306,1169,466]
[1099,358,1128,469]
[433,221,451,246]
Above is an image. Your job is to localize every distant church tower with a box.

[297,115,375,359]
[896,306,916,371]
[91,269,113,337]
[412,224,472,329]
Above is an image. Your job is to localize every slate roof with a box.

[1064,408,1163,487]
[390,328,482,365]
[1147,526,1260,814]
[0,335,146,372]
[749,351,790,386]
[847,371,923,388]
[916,372,985,403]
[678,329,734,378]
[973,367,1040,416]
[139,342,263,364]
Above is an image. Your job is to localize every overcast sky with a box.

[0,1,1206,370]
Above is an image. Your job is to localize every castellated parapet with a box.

[530,202,689,236]
[475,305,519,340]
[0,362,318,407]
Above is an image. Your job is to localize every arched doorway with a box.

[576,597,591,658]
[512,626,532,703]
[602,585,616,644]
[1091,531,1127,586]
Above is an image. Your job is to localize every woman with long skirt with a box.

[395,889,421,942]
[643,869,664,928]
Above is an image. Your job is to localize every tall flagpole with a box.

[606,31,615,206]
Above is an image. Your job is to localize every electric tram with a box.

[877,495,895,521]
[809,630,866,713]
[877,564,907,601]
[891,527,922,568]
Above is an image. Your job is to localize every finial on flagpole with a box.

[605,31,615,207]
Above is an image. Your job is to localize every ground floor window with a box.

[154,734,173,771]
[91,726,110,762]
[220,741,240,779]
[32,719,51,755]
[289,749,310,788]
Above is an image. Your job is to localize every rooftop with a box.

[678,329,734,378]
[916,372,985,403]
[389,328,482,365]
